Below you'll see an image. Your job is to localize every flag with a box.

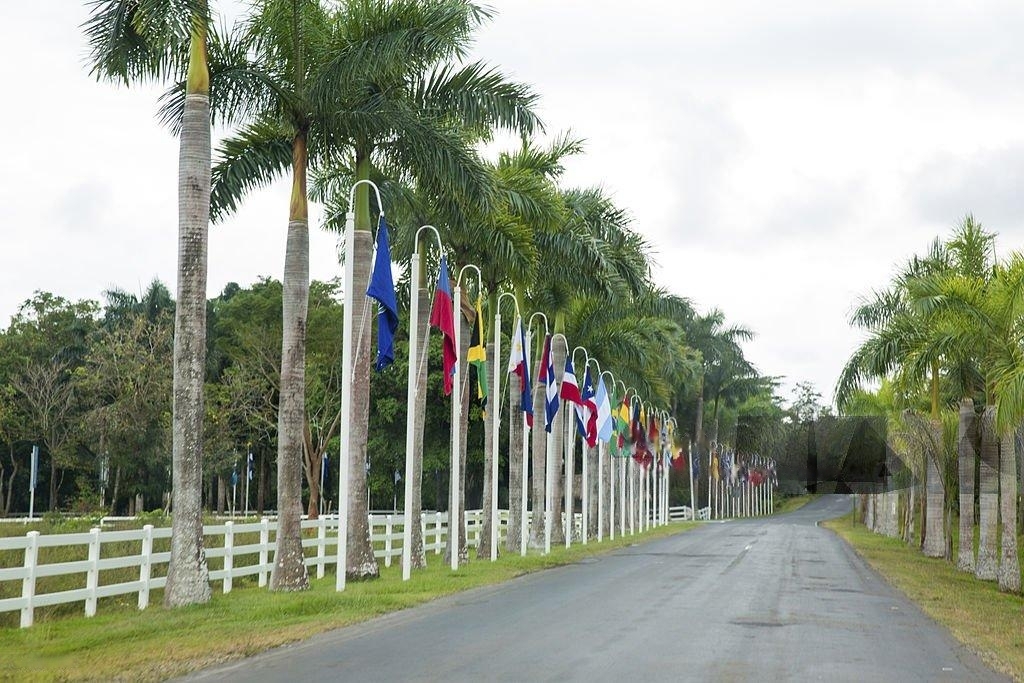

[247,451,255,482]
[366,216,399,371]
[672,449,687,471]
[648,414,659,450]
[560,357,582,405]
[615,391,631,452]
[467,294,488,418]
[394,469,402,484]
[575,367,598,447]
[429,256,457,395]
[231,463,239,488]
[508,317,533,427]
[631,399,645,446]
[321,454,330,490]
[539,334,559,432]
[596,376,613,443]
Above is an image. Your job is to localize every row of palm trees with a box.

[839,215,1024,593]
[84,0,758,606]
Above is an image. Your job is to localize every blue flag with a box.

[247,451,255,481]
[231,463,239,488]
[366,215,399,371]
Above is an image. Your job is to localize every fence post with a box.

[420,513,427,554]
[223,521,234,594]
[384,514,393,568]
[20,531,39,628]
[435,514,442,555]
[85,527,101,617]
[138,524,153,610]
[316,516,326,579]
[258,518,269,588]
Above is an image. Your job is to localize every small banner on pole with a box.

[30,445,38,491]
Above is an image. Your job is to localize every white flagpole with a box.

[565,409,573,547]
[597,441,603,542]
[491,305,502,561]
[609,449,615,540]
[401,225,440,582]
[450,280,462,572]
[622,450,630,536]
[581,437,588,545]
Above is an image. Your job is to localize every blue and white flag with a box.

[247,451,255,481]
[231,463,239,488]
[539,335,559,432]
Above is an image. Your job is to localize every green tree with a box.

[85,0,217,606]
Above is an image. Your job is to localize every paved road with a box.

[184,495,1005,682]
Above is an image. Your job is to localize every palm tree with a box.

[203,0,537,583]
[837,238,959,559]
[85,0,215,607]
[916,234,1024,591]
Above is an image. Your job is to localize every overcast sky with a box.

[3,1,1024,407]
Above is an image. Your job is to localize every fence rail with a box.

[1,509,514,628]
[2,504,712,628]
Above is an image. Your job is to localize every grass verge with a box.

[1,522,693,681]
[823,513,1024,680]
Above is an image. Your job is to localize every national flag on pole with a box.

[467,294,488,418]
[615,392,630,451]
[508,316,533,427]
[321,453,330,490]
[366,216,399,371]
[539,334,559,432]
[429,256,457,395]
[648,414,659,450]
[560,357,582,405]
[231,462,239,488]
[247,451,255,481]
[575,367,598,447]
[596,376,613,443]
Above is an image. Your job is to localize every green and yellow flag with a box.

[467,294,488,418]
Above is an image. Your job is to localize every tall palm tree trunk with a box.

[976,405,999,581]
[446,306,474,564]
[549,338,567,546]
[998,429,1020,592]
[508,363,525,553]
[527,378,546,549]
[165,36,213,603]
[346,226,379,580]
[271,131,312,591]
[477,342,495,559]
[957,399,976,572]
[410,286,430,569]
[922,420,945,557]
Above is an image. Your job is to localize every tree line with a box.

[839,215,1024,593]
[64,0,803,605]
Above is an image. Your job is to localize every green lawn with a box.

[824,513,1024,680]
[1,521,693,681]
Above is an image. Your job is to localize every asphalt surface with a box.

[182,495,1006,682]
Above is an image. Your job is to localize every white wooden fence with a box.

[1,509,508,628]
[2,505,712,629]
